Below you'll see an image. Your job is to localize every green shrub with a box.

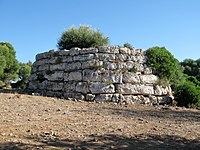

[57,25,109,50]
[123,43,133,49]
[146,46,183,85]
[174,81,200,107]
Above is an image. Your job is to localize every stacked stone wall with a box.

[28,46,172,104]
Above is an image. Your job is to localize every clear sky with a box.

[1,0,200,63]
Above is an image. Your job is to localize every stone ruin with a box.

[28,46,173,105]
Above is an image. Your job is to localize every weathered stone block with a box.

[82,60,103,69]
[76,82,89,94]
[44,71,64,81]
[116,84,154,95]
[65,62,82,72]
[69,48,81,56]
[95,53,115,61]
[80,48,98,54]
[123,72,140,83]
[98,46,119,53]
[116,54,128,62]
[50,63,66,71]
[56,50,70,56]
[102,71,122,83]
[119,47,131,54]
[68,71,82,81]
[47,82,63,91]
[89,82,115,94]
[140,75,158,84]
[73,54,94,61]
[82,69,102,82]
[38,64,49,71]
[103,62,117,70]
[63,82,76,92]
[33,59,50,66]
[36,52,52,61]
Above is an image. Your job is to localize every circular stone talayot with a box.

[28,46,173,105]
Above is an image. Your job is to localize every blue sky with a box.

[1,0,200,63]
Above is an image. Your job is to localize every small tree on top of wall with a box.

[57,25,109,50]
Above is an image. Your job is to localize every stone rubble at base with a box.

[29,46,173,105]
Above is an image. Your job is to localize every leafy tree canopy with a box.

[57,25,109,50]
[0,42,19,87]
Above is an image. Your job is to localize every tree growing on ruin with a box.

[57,25,109,50]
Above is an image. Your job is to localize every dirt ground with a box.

[0,92,199,150]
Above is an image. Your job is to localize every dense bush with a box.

[174,81,200,107]
[0,42,19,88]
[146,46,183,85]
[57,25,109,50]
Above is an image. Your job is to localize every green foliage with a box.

[0,42,20,87]
[11,61,32,89]
[181,58,200,81]
[123,43,133,49]
[146,46,183,85]
[174,81,200,108]
[57,25,109,50]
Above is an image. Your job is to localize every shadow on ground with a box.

[0,133,199,150]
[102,107,200,122]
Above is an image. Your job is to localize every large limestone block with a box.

[98,46,119,54]
[73,54,95,62]
[76,82,89,94]
[89,82,115,94]
[36,51,52,61]
[140,75,158,84]
[65,62,82,72]
[63,82,76,92]
[38,64,49,71]
[116,54,128,62]
[44,71,64,81]
[103,62,117,70]
[95,53,115,61]
[80,48,98,54]
[56,50,70,56]
[82,60,103,69]
[69,48,81,56]
[102,71,122,83]
[68,71,82,81]
[50,63,67,71]
[47,82,63,91]
[82,69,102,82]
[123,72,140,83]
[116,84,154,95]
[119,47,131,54]
[33,59,49,66]
[154,85,162,95]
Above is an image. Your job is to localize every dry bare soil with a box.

[0,92,199,150]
